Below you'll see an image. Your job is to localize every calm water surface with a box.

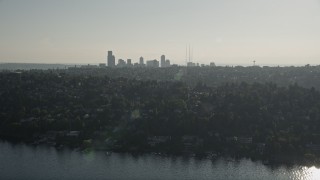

[0,141,319,180]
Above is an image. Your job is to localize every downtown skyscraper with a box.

[107,51,115,67]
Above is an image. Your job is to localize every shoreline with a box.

[1,137,320,168]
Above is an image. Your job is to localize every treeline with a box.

[1,70,320,163]
[63,65,320,89]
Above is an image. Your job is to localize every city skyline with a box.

[105,50,173,68]
[1,0,320,65]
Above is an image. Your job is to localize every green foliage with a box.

[2,67,320,160]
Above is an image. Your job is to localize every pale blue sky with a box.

[0,0,320,65]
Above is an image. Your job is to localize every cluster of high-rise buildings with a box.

[99,50,216,68]
[104,51,171,68]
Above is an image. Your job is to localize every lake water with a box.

[0,141,319,180]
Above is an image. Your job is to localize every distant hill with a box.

[0,63,78,70]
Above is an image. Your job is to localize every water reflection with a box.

[1,140,320,180]
[301,166,320,180]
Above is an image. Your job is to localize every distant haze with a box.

[0,0,319,65]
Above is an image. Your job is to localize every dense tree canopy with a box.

[1,66,320,164]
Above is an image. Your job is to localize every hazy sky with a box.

[0,0,320,65]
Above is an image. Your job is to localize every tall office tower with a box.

[127,59,132,66]
[161,55,166,67]
[165,59,170,67]
[107,51,115,67]
[139,57,144,65]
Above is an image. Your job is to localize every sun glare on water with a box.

[302,166,320,180]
